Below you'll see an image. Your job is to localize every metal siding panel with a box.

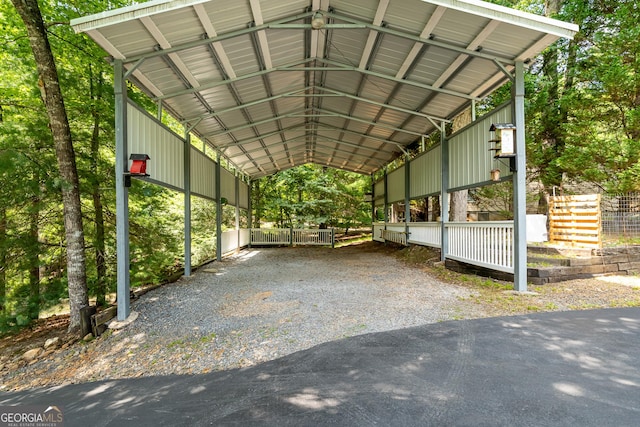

[220,168,236,205]
[410,145,441,198]
[238,181,249,210]
[190,148,216,200]
[127,102,184,190]
[387,166,405,203]
[374,179,385,203]
[448,104,512,189]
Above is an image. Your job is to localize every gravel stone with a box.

[1,243,482,390]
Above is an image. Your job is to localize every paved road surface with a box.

[1,308,639,426]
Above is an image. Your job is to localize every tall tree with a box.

[11,0,88,333]
[89,67,107,306]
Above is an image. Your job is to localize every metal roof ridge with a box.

[422,0,579,39]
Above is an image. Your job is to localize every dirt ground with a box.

[1,242,639,391]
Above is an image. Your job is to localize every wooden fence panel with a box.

[549,195,602,248]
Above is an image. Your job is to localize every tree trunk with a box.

[0,207,6,316]
[90,69,107,307]
[28,179,40,320]
[11,0,88,333]
[432,196,441,221]
[449,109,471,221]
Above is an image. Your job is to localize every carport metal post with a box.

[383,168,388,230]
[235,174,240,251]
[404,154,411,242]
[184,130,191,277]
[216,153,222,261]
[440,123,449,262]
[114,59,130,321]
[248,180,252,248]
[513,61,527,292]
[370,174,375,238]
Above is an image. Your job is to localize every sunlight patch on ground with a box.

[553,382,585,397]
[596,276,640,288]
[284,389,341,410]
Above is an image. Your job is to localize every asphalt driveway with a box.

[1,308,639,426]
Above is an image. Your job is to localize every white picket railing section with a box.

[251,228,291,245]
[381,229,407,245]
[292,229,334,245]
[373,221,514,273]
[446,221,514,273]
[250,228,335,246]
[407,222,440,248]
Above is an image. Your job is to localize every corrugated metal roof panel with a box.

[72,0,577,178]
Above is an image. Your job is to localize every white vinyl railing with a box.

[250,228,335,247]
[446,221,514,273]
[251,228,291,245]
[221,230,239,254]
[373,221,514,273]
[221,229,252,255]
[292,229,334,245]
[407,222,441,248]
[381,229,407,245]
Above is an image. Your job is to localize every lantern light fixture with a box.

[311,11,325,29]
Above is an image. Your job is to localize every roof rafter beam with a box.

[304,107,426,137]
[315,123,406,148]
[358,0,390,69]
[193,4,237,79]
[317,58,480,101]
[396,6,446,79]
[184,88,310,124]
[311,87,448,125]
[235,143,387,170]
[283,134,400,156]
[217,123,308,150]
[157,58,314,101]
[432,20,500,89]
[140,16,200,88]
[120,11,315,65]
[205,109,312,138]
[218,122,404,155]
[226,138,307,158]
[274,13,515,65]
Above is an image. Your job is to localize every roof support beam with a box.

[358,0,390,69]
[317,58,480,101]
[157,58,314,101]
[183,87,310,123]
[306,87,448,125]
[284,134,401,156]
[119,11,315,65]
[304,108,426,137]
[219,122,405,155]
[396,6,446,79]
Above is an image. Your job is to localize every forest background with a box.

[0,0,638,333]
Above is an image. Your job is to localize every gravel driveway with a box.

[2,242,483,390]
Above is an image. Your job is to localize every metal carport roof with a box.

[71,0,577,179]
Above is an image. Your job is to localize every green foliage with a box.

[2,0,640,331]
[252,165,371,231]
[0,0,187,330]
[524,0,640,193]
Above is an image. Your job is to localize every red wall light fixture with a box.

[124,153,150,187]
[129,153,150,175]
